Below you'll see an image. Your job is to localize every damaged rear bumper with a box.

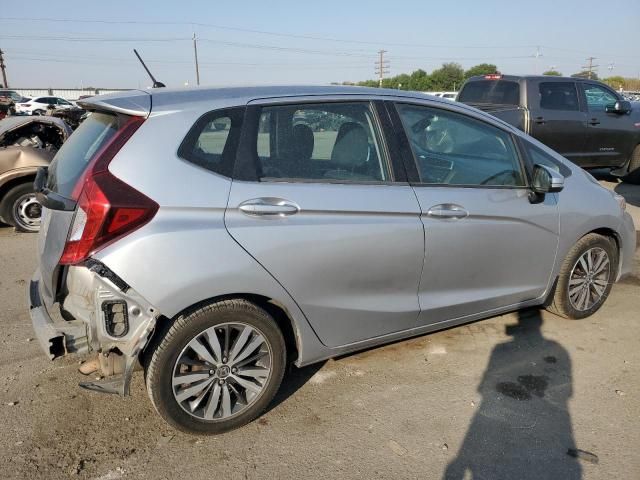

[28,263,159,396]
[28,271,88,360]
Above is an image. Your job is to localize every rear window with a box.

[458,80,520,105]
[47,112,120,198]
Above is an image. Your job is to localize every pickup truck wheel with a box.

[546,233,617,319]
[145,299,286,434]
[622,145,640,184]
[0,183,42,232]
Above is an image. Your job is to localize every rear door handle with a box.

[426,204,468,219]
[589,118,600,126]
[238,198,300,217]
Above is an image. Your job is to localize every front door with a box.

[225,99,424,347]
[390,102,560,327]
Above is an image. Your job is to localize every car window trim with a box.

[234,99,402,185]
[386,100,530,189]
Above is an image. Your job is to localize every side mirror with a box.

[605,100,631,114]
[529,164,564,203]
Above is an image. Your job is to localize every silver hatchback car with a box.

[28,86,635,434]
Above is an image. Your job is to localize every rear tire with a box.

[0,183,42,232]
[546,233,618,319]
[145,299,286,434]
[622,145,640,184]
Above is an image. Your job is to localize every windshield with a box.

[46,112,120,198]
[458,80,520,105]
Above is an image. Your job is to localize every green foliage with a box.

[464,63,498,79]
[571,71,599,80]
[542,70,562,76]
[355,63,493,92]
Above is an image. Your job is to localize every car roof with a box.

[79,84,518,132]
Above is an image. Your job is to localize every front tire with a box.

[546,233,617,319]
[145,299,286,434]
[0,183,42,232]
[622,145,640,184]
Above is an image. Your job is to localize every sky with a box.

[1,0,638,89]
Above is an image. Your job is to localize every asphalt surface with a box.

[0,178,638,480]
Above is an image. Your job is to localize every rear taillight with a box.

[59,116,157,265]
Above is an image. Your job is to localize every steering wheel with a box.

[480,169,518,186]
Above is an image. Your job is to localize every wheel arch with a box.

[0,172,37,203]
[143,293,302,368]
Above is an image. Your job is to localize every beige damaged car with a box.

[0,116,71,231]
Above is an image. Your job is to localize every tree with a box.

[603,76,626,90]
[464,63,498,80]
[430,63,464,91]
[542,70,562,76]
[571,71,599,80]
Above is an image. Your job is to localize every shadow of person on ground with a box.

[444,309,583,480]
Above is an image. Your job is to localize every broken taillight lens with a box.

[59,116,158,265]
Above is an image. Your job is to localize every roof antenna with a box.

[133,49,165,88]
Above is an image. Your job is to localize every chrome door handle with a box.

[426,204,468,219]
[238,198,300,217]
[589,118,600,126]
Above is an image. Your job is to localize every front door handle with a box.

[589,118,600,126]
[426,204,468,219]
[238,198,300,217]
[534,116,546,125]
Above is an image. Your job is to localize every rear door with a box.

[225,98,424,348]
[580,82,632,167]
[528,80,588,163]
[389,101,559,326]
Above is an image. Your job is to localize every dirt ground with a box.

[0,177,638,480]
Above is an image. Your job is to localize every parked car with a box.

[0,90,29,118]
[15,96,75,116]
[457,74,640,183]
[29,86,635,434]
[0,116,72,231]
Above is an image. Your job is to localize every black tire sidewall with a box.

[0,182,40,232]
[557,235,617,319]
[147,302,286,434]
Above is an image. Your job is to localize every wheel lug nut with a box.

[231,367,237,373]
[209,369,214,375]
[222,357,227,363]
[219,379,225,385]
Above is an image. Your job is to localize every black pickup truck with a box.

[457,74,640,183]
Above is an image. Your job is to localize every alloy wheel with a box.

[172,322,272,421]
[568,247,610,311]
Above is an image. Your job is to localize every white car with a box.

[14,96,75,115]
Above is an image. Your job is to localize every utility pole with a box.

[0,49,8,88]
[533,46,542,74]
[582,57,599,80]
[193,33,200,86]
[374,50,389,88]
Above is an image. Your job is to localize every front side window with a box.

[519,140,572,177]
[539,82,579,111]
[583,84,618,110]
[396,103,525,187]
[178,108,244,177]
[255,102,389,182]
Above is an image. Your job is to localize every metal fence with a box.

[9,88,130,100]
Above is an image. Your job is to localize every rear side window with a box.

[539,82,579,111]
[254,102,389,183]
[458,80,520,105]
[178,107,244,178]
[47,112,120,198]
